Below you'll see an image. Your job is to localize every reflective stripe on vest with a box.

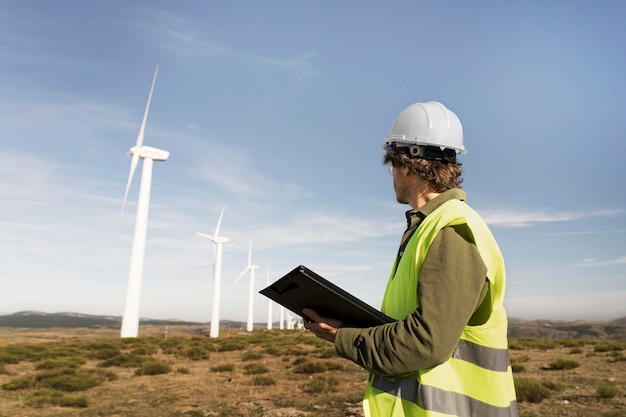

[370,375,519,417]
[453,339,510,373]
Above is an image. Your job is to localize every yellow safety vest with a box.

[364,199,518,417]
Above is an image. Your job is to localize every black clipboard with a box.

[259,265,394,328]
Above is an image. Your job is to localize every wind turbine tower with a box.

[266,266,273,330]
[120,66,170,338]
[197,205,229,338]
[236,238,259,332]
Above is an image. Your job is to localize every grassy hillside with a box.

[0,326,624,417]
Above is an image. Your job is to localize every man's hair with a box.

[383,148,463,192]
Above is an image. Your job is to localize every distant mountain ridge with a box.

[507,317,626,340]
[0,311,202,329]
[1,311,625,340]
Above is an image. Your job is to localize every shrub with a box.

[35,357,86,370]
[541,380,563,392]
[304,375,339,394]
[134,361,171,376]
[251,376,276,386]
[508,339,528,351]
[177,367,190,374]
[533,339,558,351]
[510,338,558,351]
[210,364,235,372]
[97,353,150,368]
[318,348,337,359]
[324,361,344,371]
[36,371,94,392]
[160,338,187,356]
[47,347,83,359]
[594,341,624,353]
[0,345,48,362]
[511,364,525,373]
[559,338,585,348]
[244,364,269,375]
[185,346,211,361]
[597,383,623,399]
[515,378,551,403]
[546,358,580,370]
[81,340,121,351]
[25,388,88,408]
[569,347,583,354]
[84,347,120,360]
[510,355,530,364]
[263,346,283,356]
[217,339,249,352]
[131,346,157,356]
[284,348,309,356]
[292,357,308,366]
[241,351,264,361]
[294,361,327,374]
[2,375,36,391]
[0,351,21,365]
[37,369,110,392]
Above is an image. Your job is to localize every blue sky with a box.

[1,1,624,324]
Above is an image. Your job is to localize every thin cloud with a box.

[175,134,310,201]
[256,51,324,77]
[481,208,624,228]
[548,229,626,236]
[140,13,323,77]
[573,256,626,268]
[0,101,132,134]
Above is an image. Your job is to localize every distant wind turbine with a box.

[235,238,259,332]
[197,205,229,338]
[120,66,170,339]
[266,266,273,330]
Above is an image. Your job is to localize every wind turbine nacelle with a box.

[129,145,170,161]
[197,232,229,244]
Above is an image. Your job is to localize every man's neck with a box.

[411,191,441,210]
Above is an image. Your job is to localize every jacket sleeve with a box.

[334,224,489,378]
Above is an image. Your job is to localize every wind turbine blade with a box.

[247,238,252,266]
[121,153,140,214]
[214,205,226,237]
[135,66,159,148]
[235,268,249,282]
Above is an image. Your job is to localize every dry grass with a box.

[0,326,624,417]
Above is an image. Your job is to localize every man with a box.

[303,101,518,417]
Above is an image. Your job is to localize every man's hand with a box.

[302,308,343,343]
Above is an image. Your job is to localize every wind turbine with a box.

[120,66,170,338]
[235,238,259,332]
[266,266,273,330]
[197,205,229,338]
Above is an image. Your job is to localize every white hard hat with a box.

[381,101,466,160]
